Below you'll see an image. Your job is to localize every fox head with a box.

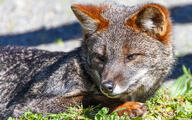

[71,2,174,100]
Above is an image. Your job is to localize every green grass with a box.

[0,0,4,4]
[55,38,64,45]
[8,66,192,120]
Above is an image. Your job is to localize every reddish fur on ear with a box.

[71,4,109,32]
[125,4,172,45]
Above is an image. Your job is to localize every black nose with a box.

[101,82,114,92]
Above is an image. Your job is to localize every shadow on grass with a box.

[170,4,192,24]
[168,54,192,79]
[0,22,82,47]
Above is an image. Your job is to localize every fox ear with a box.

[126,4,172,44]
[71,4,108,34]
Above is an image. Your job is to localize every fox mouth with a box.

[99,84,134,99]
[99,86,122,98]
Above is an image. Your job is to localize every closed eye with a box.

[124,53,141,63]
[97,55,106,63]
[93,53,107,63]
[91,53,107,71]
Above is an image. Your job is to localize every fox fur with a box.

[0,1,174,119]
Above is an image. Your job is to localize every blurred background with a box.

[0,0,191,82]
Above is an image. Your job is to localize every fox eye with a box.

[95,55,106,63]
[124,54,140,63]
[92,53,106,64]
[91,54,106,70]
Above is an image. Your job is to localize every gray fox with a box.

[0,1,174,119]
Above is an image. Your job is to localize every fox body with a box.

[0,1,174,119]
[0,46,96,119]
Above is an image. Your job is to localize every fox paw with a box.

[112,102,147,118]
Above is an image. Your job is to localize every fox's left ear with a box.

[126,4,172,44]
[71,4,108,34]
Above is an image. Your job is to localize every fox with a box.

[0,1,174,119]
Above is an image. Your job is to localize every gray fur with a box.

[0,46,95,119]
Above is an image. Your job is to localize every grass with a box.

[8,66,192,120]
[55,38,64,45]
[0,0,4,4]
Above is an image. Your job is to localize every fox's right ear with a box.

[126,4,172,45]
[71,4,108,34]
